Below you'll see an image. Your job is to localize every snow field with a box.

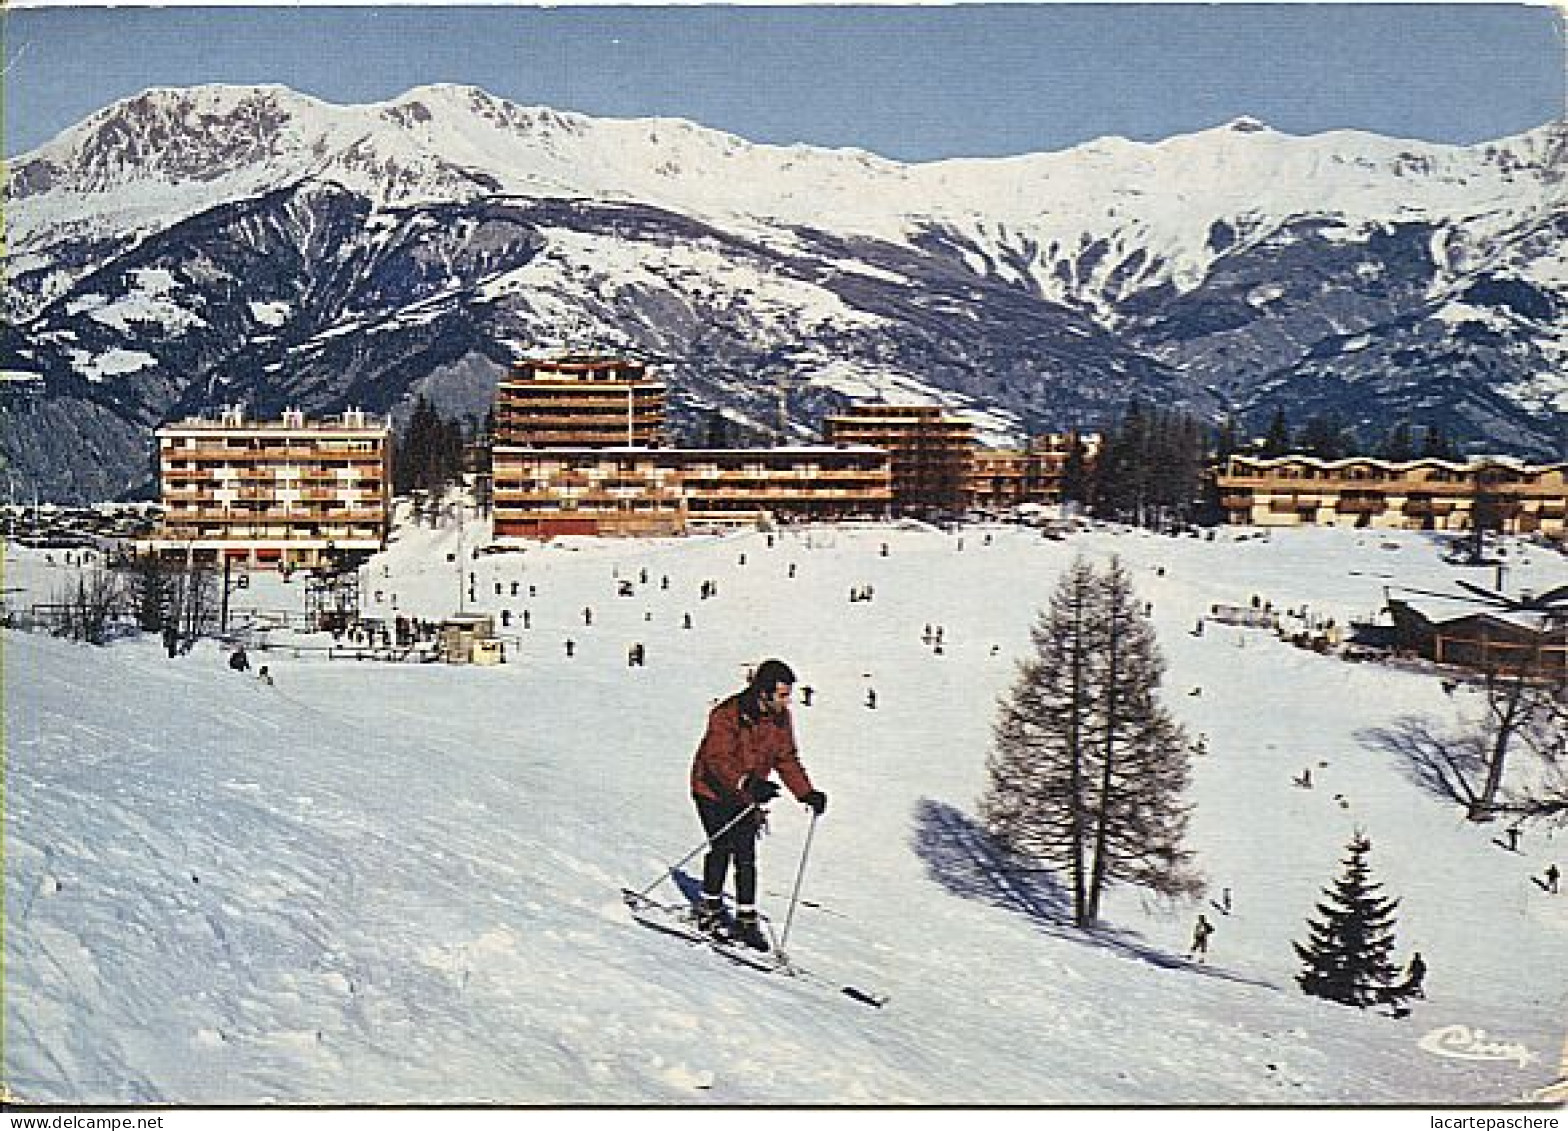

[4,518,1565,1104]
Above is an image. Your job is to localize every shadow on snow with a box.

[911,797,1277,991]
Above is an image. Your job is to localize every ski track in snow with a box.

[4,517,1567,1104]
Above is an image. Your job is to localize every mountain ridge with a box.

[4,83,1563,502]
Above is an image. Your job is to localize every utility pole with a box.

[220,554,232,634]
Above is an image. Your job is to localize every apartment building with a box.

[1216,454,1568,535]
[969,433,1101,512]
[491,445,892,538]
[822,405,976,515]
[494,354,667,448]
[143,407,393,567]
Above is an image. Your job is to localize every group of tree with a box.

[1253,408,1459,462]
[981,558,1427,1014]
[394,396,486,522]
[48,555,218,650]
[1065,401,1208,530]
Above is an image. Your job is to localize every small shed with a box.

[441,614,497,665]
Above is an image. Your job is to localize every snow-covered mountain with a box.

[4,84,1565,500]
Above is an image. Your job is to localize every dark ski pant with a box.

[694,796,759,907]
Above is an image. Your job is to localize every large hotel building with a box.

[489,354,895,537]
[143,407,392,567]
[494,355,668,448]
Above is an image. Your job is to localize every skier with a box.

[1402,951,1427,999]
[1544,863,1561,894]
[257,665,273,687]
[228,646,250,673]
[1188,914,1214,962]
[689,659,827,952]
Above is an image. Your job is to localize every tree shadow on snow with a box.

[911,798,1275,990]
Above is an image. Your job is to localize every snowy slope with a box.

[5,519,1567,1104]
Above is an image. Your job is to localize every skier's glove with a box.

[803,790,828,816]
[744,776,781,804]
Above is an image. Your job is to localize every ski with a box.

[622,887,783,973]
[621,887,888,1007]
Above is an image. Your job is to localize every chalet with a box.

[1385,591,1567,675]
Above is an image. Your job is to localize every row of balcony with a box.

[162,508,387,523]
[1227,494,1562,516]
[164,487,388,503]
[493,466,888,481]
[163,442,384,458]
[493,486,892,506]
[493,477,891,495]
[1219,474,1565,494]
[154,526,385,542]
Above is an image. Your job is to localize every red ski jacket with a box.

[690,693,813,806]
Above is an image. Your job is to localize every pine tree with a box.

[1379,422,1415,463]
[1214,416,1242,460]
[1421,424,1457,460]
[1294,831,1402,1008]
[1261,408,1292,457]
[1296,414,1354,460]
[981,556,1201,928]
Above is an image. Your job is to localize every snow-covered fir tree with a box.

[1294,831,1403,1008]
[980,555,1201,927]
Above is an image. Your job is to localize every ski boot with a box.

[694,895,724,937]
[732,909,770,953]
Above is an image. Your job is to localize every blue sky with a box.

[4,4,1564,160]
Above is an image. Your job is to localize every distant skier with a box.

[1188,914,1214,962]
[257,665,273,687]
[689,659,827,952]
[228,646,250,673]
[1544,863,1561,894]
[1402,951,1427,999]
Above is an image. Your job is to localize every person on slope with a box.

[689,658,827,952]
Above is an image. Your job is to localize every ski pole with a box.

[777,809,819,957]
[633,801,760,901]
